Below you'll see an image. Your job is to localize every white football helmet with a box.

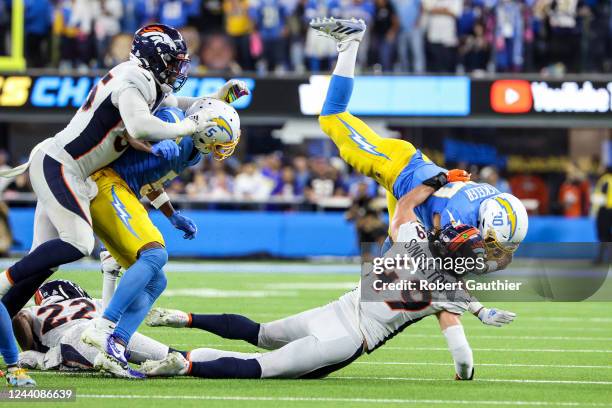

[186,97,241,160]
[478,193,528,256]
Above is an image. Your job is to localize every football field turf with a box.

[2,262,611,408]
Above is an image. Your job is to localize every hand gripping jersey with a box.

[40,60,163,179]
[110,136,201,198]
[393,150,501,230]
[336,221,472,351]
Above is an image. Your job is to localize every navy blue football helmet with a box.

[35,280,91,306]
[131,24,190,92]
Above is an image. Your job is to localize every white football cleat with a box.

[146,308,190,328]
[140,352,189,377]
[94,353,145,379]
[309,17,366,51]
[80,318,115,352]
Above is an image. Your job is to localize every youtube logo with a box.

[490,80,533,113]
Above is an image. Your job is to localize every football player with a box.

[309,18,529,273]
[81,100,242,378]
[12,279,176,372]
[140,221,516,379]
[0,23,245,383]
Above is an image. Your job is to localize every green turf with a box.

[2,265,611,408]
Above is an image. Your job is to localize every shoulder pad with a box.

[111,62,157,106]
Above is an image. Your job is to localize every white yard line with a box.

[355,362,612,369]
[77,394,612,406]
[337,376,612,385]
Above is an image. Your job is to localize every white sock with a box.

[189,347,260,362]
[0,270,13,297]
[443,324,473,380]
[333,41,359,78]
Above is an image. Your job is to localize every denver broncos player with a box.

[0,23,236,385]
[309,18,529,272]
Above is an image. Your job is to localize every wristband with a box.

[422,172,449,191]
[151,192,170,209]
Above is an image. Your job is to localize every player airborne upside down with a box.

[137,222,516,380]
[310,18,529,273]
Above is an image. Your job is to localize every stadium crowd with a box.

[3,0,612,74]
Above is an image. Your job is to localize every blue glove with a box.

[169,211,197,240]
[151,140,180,160]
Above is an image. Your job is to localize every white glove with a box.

[19,350,45,370]
[186,109,218,135]
[212,79,250,103]
[478,308,516,327]
[100,250,122,277]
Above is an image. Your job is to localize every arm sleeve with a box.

[118,87,196,141]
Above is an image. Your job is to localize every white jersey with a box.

[22,297,103,351]
[41,60,163,179]
[336,223,470,351]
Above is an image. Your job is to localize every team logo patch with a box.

[338,118,389,160]
[111,186,140,239]
[495,196,517,239]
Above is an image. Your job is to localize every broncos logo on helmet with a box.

[131,24,191,92]
[35,280,91,306]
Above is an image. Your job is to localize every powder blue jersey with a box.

[110,106,201,198]
[393,150,500,230]
[111,137,201,199]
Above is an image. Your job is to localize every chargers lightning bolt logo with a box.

[339,118,389,159]
[111,186,140,239]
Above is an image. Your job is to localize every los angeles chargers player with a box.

[81,100,242,378]
[309,18,529,272]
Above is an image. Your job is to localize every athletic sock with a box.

[0,302,18,366]
[0,239,83,296]
[2,269,55,317]
[189,314,260,346]
[105,248,167,343]
[189,357,262,379]
[333,41,359,78]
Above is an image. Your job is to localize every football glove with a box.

[478,307,516,327]
[447,169,471,182]
[151,140,180,160]
[214,79,250,104]
[169,211,197,240]
[187,110,218,135]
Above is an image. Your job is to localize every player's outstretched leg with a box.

[146,308,261,346]
[311,18,417,194]
[0,303,36,387]
[81,246,167,379]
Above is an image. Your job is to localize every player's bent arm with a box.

[390,185,435,241]
[468,300,517,327]
[166,79,251,111]
[437,311,474,380]
[147,189,198,239]
[147,189,175,217]
[118,87,197,141]
[12,310,35,351]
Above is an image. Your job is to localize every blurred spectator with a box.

[120,0,157,33]
[460,20,489,72]
[509,173,549,214]
[292,155,311,195]
[272,166,299,198]
[558,164,590,217]
[209,169,234,199]
[495,0,524,72]
[370,0,400,71]
[303,0,341,72]
[24,0,52,68]
[304,158,345,204]
[181,26,202,67]
[95,0,123,67]
[480,166,511,194]
[104,33,132,67]
[223,0,255,70]
[544,0,581,72]
[592,167,612,264]
[234,162,273,200]
[199,33,242,73]
[249,0,290,72]
[422,0,462,73]
[158,0,191,29]
[345,181,387,259]
[188,0,225,33]
[394,0,426,72]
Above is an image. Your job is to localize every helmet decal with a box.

[494,196,517,240]
[212,117,234,140]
